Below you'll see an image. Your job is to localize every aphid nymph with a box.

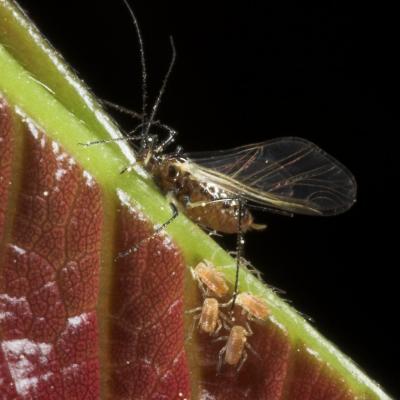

[235,292,270,322]
[191,260,230,298]
[186,297,226,337]
[198,298,220,334]
[216,324,255,373]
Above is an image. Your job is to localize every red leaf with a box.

[0,98,102,399]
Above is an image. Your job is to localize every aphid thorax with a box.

[148,155,263,234]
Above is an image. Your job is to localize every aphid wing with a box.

[187,137,357,216]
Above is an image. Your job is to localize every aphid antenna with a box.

[142,36,177,149]
[102,99,178,143]
[114,202,179,261]
[169,145,184,158]
[102,99,143,120]
[121,0,148,134]
[80,1,146,149]
[84,1,179,161]
[115,34,177,173]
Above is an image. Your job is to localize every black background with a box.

[15,1,399,397]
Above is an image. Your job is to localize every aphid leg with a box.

[102,100,178,146]
[245,341,259,357]
[193,276,209,297]
[185,306,203,314]
[236,350,248,373]
[219,315,232,332]
[217,290,235,324]
[213,318,223,336]
[217,345,227,373]
[114,202,179,260]
[212,335,229,343]
[102,99,143,120]
[219,298,233,309]
[247,314,257,323]
[154,128,178,154]
[245,263,263,281]
[245,321,253,336]
[199,282,208,297]
[197,225,223,237]
[184,197,238,209]
[186,313,201,341]
[79,135,143,147]
[231,197,246,310]
[229,253,263,281]
[190,264,216,296]
[171,145,184,158]
[120,161,139,175]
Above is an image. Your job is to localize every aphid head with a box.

[138,134,157,165]
[151,156,189,191]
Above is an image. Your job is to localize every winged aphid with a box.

[82,0,357,307]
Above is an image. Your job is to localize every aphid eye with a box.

[168,165,178,179]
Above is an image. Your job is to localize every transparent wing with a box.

[186,137,357,216]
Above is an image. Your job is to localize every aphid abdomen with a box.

[199,298,219,333]
[236,292,270,321]
[177,184,255,233]
[225,325,247,366]
[153,157,256,233]
[183,199,254,234]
